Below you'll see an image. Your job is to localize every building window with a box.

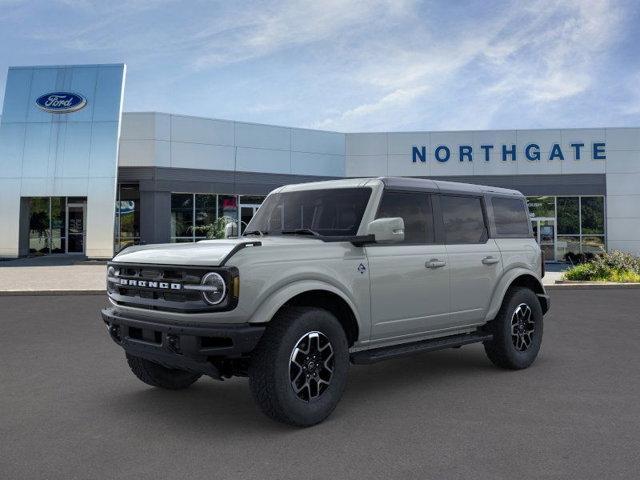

[28,197,53,255]
[526,196,555,219]
[169,193,263,242]
[114,184,140,253]
[170,193,194,242]
[527,195,606,260]
[557,197,579,235]
[27,196,86,255]
[581,197,605,234]
[195,194,217,240]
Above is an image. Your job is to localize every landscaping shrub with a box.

[563,250,640,282]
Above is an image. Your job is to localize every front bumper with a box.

[101,307,265,378]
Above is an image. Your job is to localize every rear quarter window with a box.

[492,197,531,237]
[440,195,487,244]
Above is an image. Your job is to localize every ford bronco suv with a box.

[102,177,549,426]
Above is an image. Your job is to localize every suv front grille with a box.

[107,263,237,313]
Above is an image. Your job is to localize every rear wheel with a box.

[484,287,543,370]
[126,354,202,390]
[248,307,349,427]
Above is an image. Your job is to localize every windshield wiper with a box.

[280,228,321,237]
[243,230,267,237]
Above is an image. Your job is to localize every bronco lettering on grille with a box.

[118,278,182,290]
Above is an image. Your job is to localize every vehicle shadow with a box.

[106,345,497,434]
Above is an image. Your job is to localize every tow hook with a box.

[107,324,121,343]
[166,334,181,353]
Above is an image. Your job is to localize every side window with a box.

[440,195,487,244]
[492,197,530,237]
[376,191,434,244]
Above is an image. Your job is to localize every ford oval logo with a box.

[35,92,87,114]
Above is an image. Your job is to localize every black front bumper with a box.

[101,307,265,378]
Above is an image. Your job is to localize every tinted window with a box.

[492,197,530,236]
[441,195,487,244]
[376,191,434,244]
[245,188,371,237]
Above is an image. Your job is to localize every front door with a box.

[66,203,85,254]
[366,191,450,342]
[531,218,556,261]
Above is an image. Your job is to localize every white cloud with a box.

[314,0,625,130]
[2,0,631,130]
[191,0,413,69]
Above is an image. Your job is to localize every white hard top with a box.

[277,177,523,197]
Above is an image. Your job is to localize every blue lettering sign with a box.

[502,144,516,161]
[480,145,493,162]
[408,141,605,164]
[459,145,472,162]
[412,146,426,163]
[435,145,450,162]
[549,143,564,160]
[571,143,584,160]
[593,142,606,160]
[525,144,540,161]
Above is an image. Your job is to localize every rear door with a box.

[440,194,503,327]
[366,190,451,341]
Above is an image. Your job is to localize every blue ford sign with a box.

[35,92,87,114]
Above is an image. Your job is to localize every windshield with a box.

[244,188,372,237]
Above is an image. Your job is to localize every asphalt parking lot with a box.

[1,290,639,480]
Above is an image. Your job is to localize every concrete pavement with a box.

[0,256,106,294]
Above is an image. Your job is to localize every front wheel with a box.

[248,307,349,427]
[484,287,544,370]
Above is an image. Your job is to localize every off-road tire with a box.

[248,307,350,427]
[484,287,543,370]
[126,353,202,390]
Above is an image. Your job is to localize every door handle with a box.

[426,259,446,269]
[482,256,500,265]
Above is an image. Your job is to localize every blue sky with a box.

[1,0,639,131]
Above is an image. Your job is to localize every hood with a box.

[112,236,322,266]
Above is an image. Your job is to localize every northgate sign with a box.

[411,142,606,163]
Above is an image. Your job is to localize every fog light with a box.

[201,272,226,305]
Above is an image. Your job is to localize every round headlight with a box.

[107,266,116,292]
[201,272,226,305]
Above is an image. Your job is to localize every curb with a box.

[546,282,640,290]
[0,289,106,296]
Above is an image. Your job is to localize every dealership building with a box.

[1,63,639,261]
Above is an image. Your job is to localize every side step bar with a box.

[350,332,493,365]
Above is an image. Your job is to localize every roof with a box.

[381,177,522,196]
[277,177,523,196]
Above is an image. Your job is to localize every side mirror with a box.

[366,217,405,243]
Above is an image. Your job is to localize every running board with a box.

[350,332,493,365]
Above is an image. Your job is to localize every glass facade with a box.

[170,193,264,242]
[27,196,87,255]
[527,196,605,261]
[114,184,140,253]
